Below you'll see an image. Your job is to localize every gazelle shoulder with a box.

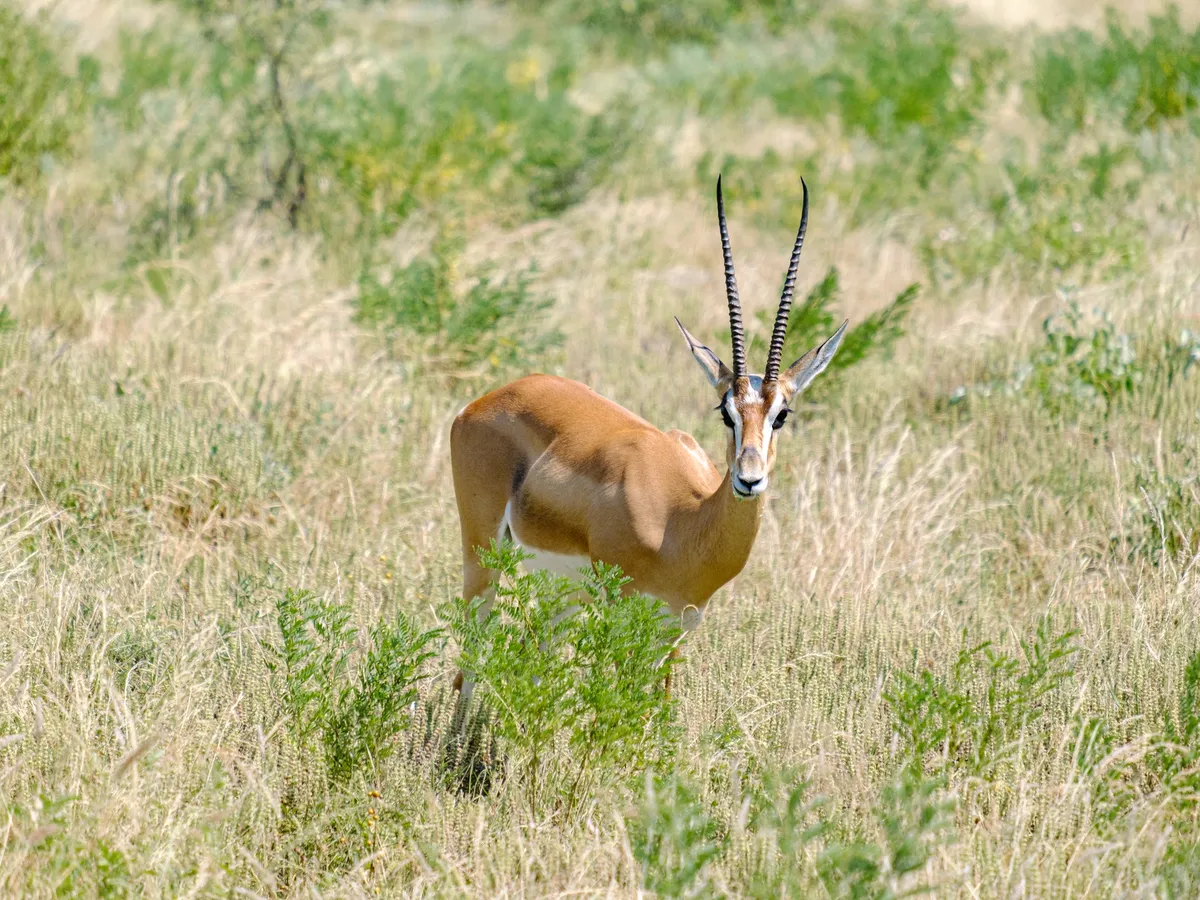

[666,429,720,477]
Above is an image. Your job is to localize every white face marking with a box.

[762,394,787,457]
[724,392,743,454]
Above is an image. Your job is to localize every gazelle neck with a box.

[682,469,763,589]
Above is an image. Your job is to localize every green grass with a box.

[3,0,1200,895]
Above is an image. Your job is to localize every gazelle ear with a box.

[781,319,848,396]
[676,317,734,393]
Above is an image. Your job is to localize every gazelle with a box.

[450,176,846,700]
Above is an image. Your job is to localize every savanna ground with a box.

[3,0,1200,896]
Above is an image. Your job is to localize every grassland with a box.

[3,0,1200,896]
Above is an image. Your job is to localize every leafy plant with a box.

[355,226,561,376]
[816,770,952,900]
[326,614,441,784]
[0,5,92,186]
[630,772,727,899]
[1149,650,1200,798]
[6,794,136,898]
[508,0,810,56]
[167,0,334,226]
[717,265,915,402]
[448,542,681,808]
[314,39,634,238]
[885,619,1078,782]
[1032,5,1200,133]
[950,303,1200,419]
[633,764,952,899]
[265,587,356,743]
[810,0,1003,178]
[263,588,442,784]
[1125,433,1200,564]
[927,140,1146,284]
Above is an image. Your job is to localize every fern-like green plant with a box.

[447,541,680,808]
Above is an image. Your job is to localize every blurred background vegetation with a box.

[3,0,1200,896]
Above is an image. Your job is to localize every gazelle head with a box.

[676,176,848,500]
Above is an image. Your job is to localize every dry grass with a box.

[3,0,1200,896]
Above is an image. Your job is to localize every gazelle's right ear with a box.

[676,317,734,393]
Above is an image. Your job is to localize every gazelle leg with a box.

[663,605,702,700]
[664,646,682,699]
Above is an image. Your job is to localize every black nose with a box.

[739,475,762,487]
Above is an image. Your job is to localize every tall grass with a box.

[2,0,1200,896]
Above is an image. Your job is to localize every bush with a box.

[1032,5,1200,132]
[673,0,1001,170]
[925,141,1146,283]
[885,619,1078,782]
[711,262,916,403]
[264,588,441,785]
[631,765,952,899]
[508,0,810,55]
[354,225,562,376]
[0,5,91,186]
[314,39,633,236]
[810,0,1003,174]
[949,302,1200,419]
[630,773,727,899]
[1128,462,1200,564]
[447,542,681,809]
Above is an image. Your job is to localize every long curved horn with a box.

[764,178,809,383]
[716,175,746,379]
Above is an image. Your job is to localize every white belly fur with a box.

[501,501,591,580]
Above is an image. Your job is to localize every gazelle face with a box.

[719,375,785,498]
[675,173,847,500]
[676,322,846,499]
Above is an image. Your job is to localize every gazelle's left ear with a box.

[781,319,849,395]
[676,317,734,393]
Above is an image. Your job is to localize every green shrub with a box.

[103,29,206,130]
[326,614,442,784]
[0,5,91,186]
[630,772,727,899]
[508,0,810,55]
[314,40,633,236]
[632,765,952,899]
[263,588,441,785]
[885,619,1078,782]
[448,542,681,808]
[949,303,1200,419]
[711,263,916,403]
[355,226,561,376]
[1149,651,1200,796]
[674,0,1001,171]
[6,795,136,898]
[926,141,1145,283]
[811,0,1003,173]
[1032,5,1200,132]
[815,771,952,900]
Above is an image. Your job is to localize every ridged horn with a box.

[716,175,746,379]
[764,178,809,383]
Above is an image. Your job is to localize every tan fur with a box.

[448,191,847,702]
[450,373,764,615]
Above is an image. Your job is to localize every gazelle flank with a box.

[450,176,847,700]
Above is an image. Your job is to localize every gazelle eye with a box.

[719,405,735,429]
[772,409,790,430]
